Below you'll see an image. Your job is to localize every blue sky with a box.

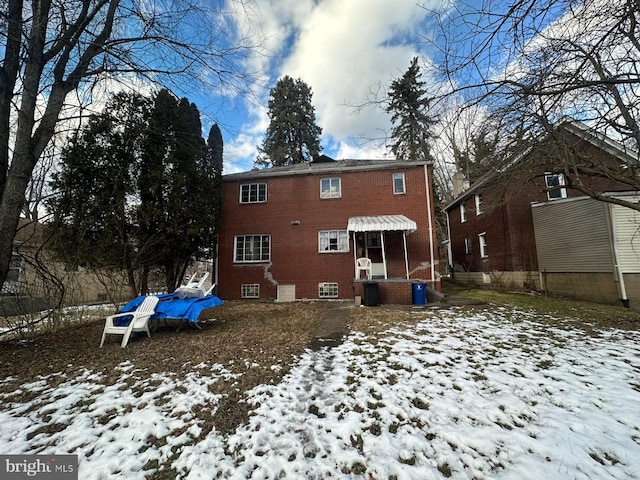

[176,0,447,174]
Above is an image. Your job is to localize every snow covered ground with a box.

[1,305,639,479]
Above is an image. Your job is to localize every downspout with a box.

[380,231,388,279]
[445,212,453,279]
[608,203,630,308]
[424,165,436,288]
[403,231,410,279]
[352,231,357,277]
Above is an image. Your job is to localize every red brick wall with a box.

[218,163,440,301]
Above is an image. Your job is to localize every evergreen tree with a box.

[138,89,210,292]
[386,57,436,162]
[205,124,224,243]
[47,92,152,298]
[257,76,322,167]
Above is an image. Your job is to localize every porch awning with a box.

[347,215,417,233]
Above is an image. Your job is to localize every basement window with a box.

[241,284,260,298]
[318,282,339,298]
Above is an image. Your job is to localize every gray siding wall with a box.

[532,198,614,273]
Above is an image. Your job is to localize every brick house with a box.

[217,158,440,304]
[444,119,640,307]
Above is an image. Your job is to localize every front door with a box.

[366,232,385,278]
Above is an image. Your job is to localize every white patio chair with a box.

[99,295,159,348]
[356,257,372,280]
[175,272,209,299]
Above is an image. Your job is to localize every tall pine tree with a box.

[257,76,322,167]
[205,124,224,244]
[386,57,436,162]
[138,89,209,292]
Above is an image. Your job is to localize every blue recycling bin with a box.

[412,282,427,305]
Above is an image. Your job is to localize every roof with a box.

[347,215,417,233]
[443,118,640,212]
[223,158,430,182]
[13,218,44,246]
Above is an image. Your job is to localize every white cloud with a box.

[226,0,443,167]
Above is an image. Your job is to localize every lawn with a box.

[0,291,639,479]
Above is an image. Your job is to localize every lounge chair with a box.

[99,295,159,348]
[175,272,210,299]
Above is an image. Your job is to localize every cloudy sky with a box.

[191,0,446,174]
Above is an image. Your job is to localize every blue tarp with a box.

[119,293,224,324]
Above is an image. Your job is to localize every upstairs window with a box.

[240,183,267,203]
[545,173,567,200]
[234,235,270,262]
[319,230,349,252]
[460,203,467,223]
[475,194,483,215]
[393,173,406,194]
[320,178,341,199]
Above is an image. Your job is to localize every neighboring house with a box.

[532,193,640,307]
[1,218,131,314]
[445,119,640,307]
[217,158,440,304]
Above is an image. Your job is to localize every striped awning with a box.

[347,215,417,233]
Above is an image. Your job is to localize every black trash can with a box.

[412,282,427,305]
[363,281,379,306]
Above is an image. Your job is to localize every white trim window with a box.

[319,230,349,252]
[241,284,260,298]
[234,235,270,262]
[240,183,267,203]
[393,173,406,194]
[464,237,472,254]
[460,203,467,223]
[544,173,567,200]
[320,177,341,199]
[319,282,339,298]
[475,194,483,215]
[478,232,488,258]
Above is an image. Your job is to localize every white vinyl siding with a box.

[611,198,640,273]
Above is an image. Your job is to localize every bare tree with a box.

[0,0,260,289]
[429,0,640,211]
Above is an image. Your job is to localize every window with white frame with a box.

[241,284,260,298]
[478,232,488,258]
[319,230,349,252]
[320,177,341,199]
[393,173,406,194]
[464,237,472,254]
[544,173,567,200]
[460,203,467,223]
[318,282,339,298]
[234,235,270,262]
[475,194,483,215]
[240,183,267,203]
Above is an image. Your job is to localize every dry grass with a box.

[0,300,323,435]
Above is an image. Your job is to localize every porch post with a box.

[352,231,357,277]
[403,231,409,279]
[380,231,388,279]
